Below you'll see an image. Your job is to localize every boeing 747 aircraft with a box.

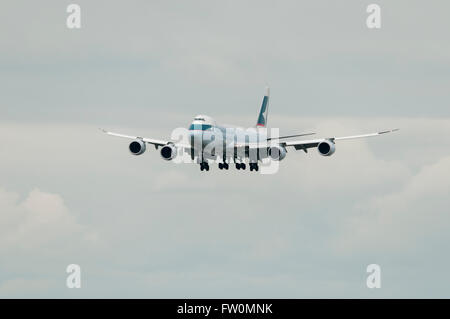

[102,88,398,172]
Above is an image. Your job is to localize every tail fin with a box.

[256,87,270,128]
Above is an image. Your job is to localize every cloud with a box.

[0,0,450,298]
[0,118,449,297]
[334,155,450,253]
[0,187,103,297]
[0,187,97,254]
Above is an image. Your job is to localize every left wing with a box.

[266,132,315,141]
[283,129,399,151]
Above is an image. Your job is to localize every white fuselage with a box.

[188,115,270,162]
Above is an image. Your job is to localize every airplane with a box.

[102,87,398,172]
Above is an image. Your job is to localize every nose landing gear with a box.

[200,162,209,171]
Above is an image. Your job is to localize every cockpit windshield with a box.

[189,124,213,131]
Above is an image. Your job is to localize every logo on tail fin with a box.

[257,87,270,127]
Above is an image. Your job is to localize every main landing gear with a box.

[218,162,229,170]
[199,160,258,172]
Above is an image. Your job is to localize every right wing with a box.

[100,128,193,153]
[283,129,399,152]
[100,129,167,147]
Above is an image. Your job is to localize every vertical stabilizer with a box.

[256,87,270,128]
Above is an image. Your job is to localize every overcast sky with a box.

[0,0,449,298]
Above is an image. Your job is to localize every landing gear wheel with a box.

[224,163,229,170]
[241,163,246,170]
[200,162,209,171]
[235,163,240,170]
[219,163,223,170]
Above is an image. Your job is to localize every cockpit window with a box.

[189,124,213,131]
[194,118,205,121]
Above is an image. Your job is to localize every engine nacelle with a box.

[160,144,177,161]
[268,145,287,161]
[129,139,146,155]
[317,140,336,156]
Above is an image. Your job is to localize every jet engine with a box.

[268,145,287,161]
[160,144,177,161]
[129,139,146,155]
[317,140,336,156]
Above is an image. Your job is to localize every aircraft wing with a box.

[100,128,194,151]
[232,132,316,149]
[100,129,168,147]
[282,129,399,151]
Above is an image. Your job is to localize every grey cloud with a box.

[1,0,450,298]
[1,0,450,122]
[1,117,449,297]
[334,155,450,254]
